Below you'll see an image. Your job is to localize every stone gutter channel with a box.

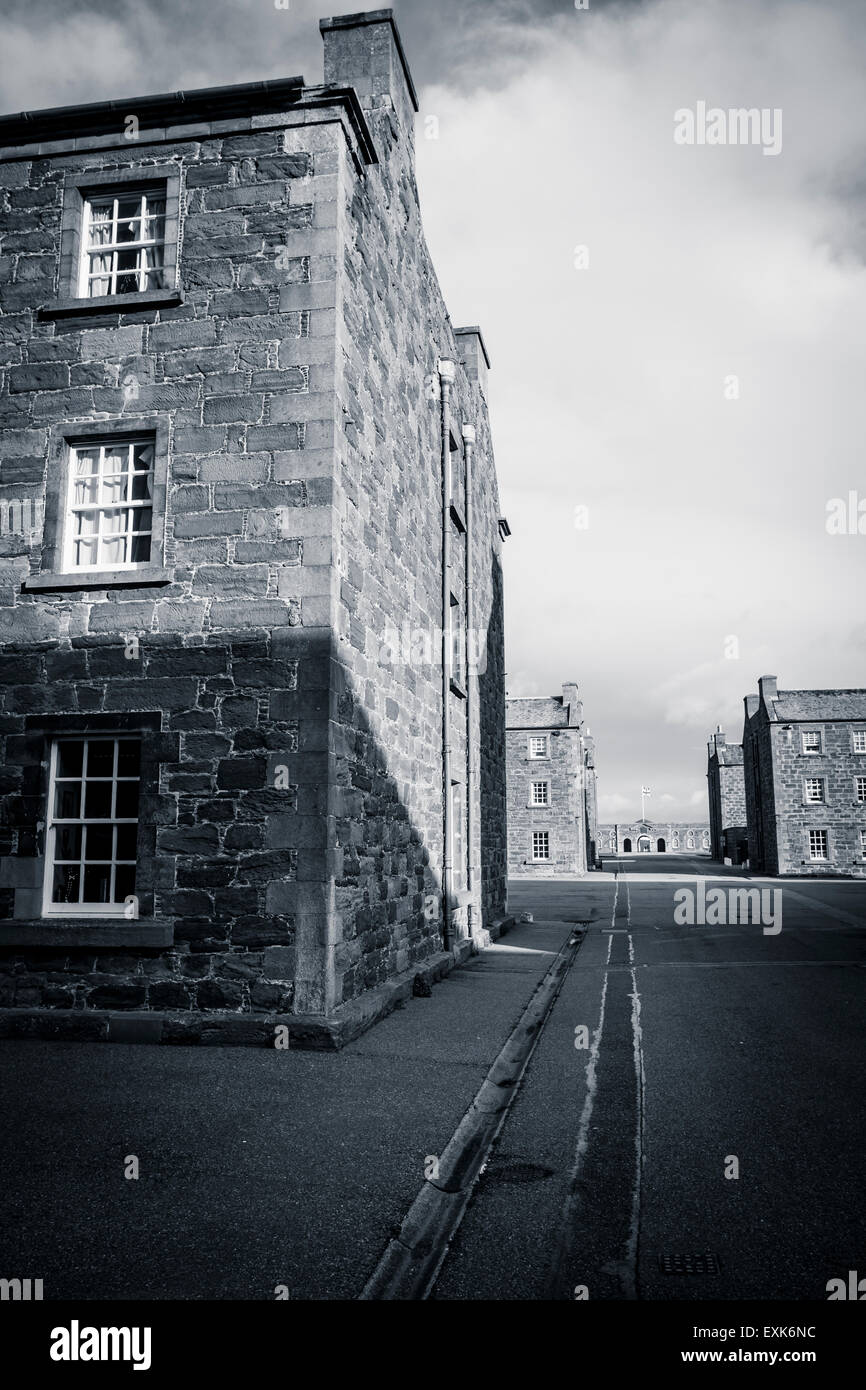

[359,923,588,1300]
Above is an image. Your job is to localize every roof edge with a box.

[0,75,307,146]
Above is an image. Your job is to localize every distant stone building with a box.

[706,727,748,863]
[506,684,596,876]
[742,676,866,877]
[0,9,509,1045]
[598,822,711,855]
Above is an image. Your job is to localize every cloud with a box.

[416,0,866,819]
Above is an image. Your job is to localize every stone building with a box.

[505,684,596,876]
[742,675,866,877]
[598,822,711,855]
[0,9,509,1045]
[706,726,748,864]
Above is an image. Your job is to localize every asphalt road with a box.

[432,857,866,1299]
[1,856,863,1301]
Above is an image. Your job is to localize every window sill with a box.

[38,288,183,320]
[23,567,172,593]
[0,919,173,947]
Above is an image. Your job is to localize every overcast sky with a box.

[2,0,865,821]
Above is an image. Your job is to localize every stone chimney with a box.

[562,682,581,727]
[320,10,419,150]
[455,326,491,403]
[744,693,760,719]
[758,675,778,714]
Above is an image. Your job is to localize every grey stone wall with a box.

[0,13,508,1033]
[768,723,866,876]
[324,26,507,1002]
[506,726,585,876]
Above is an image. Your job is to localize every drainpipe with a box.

[462,423,476,915]
[438,357,456,951]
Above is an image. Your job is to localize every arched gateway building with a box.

[598,822,711,855]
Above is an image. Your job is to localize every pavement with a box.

[1,856,864,1301]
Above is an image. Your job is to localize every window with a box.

[450,781,466,892]
[804,778,825,804]
[449,596,465,694]
[702,832,710,848]
[44,737,141,916]
[860,829,866,858]
[531,781,549,806]
[687,833,695,848]
[854,732,866,754]
[809,829,828,860]
[856,777,866,803]
[802,731,822,754]
[532,831,550,861]
[528,736,548,759]
[672,834,680,849]
[79,188,167,298]
[46,168,181,318]
[608,832,616,848]
[25,418,170,591]
[65,437,154,571]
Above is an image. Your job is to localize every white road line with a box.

[624,936,646,1302]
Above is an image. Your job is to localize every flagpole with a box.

[641,786,645,820]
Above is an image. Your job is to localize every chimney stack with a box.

[759,675,779,711]
[455,326,491,403]
[320,10,419,149]
[562,682,581,727]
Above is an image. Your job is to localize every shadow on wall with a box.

[478,547,507,924]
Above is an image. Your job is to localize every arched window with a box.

[608,832,616,848]
[687,834,695,849]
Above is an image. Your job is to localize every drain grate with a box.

[658,1253,720,1275]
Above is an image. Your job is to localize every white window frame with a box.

[43,736,141,918]
[808,829,829,861]
[531,830,550,861]
[853,731,866,754]
[802,730,822,755]
[860,829,866,858]
[804,777,825,804]
[855,776,866,804]
[64,436,155,573]
[78,187,168,299]
[528,736,548,760]
[530,780,550,806]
